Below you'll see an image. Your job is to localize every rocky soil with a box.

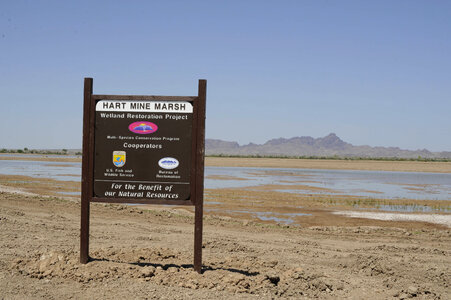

[1,192,450,299]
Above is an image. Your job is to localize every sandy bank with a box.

[206,157,451,173]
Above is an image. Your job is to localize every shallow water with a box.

[0,154,80,159]
[0,160,450,201]
[0,160,80,181]
[205,167,451,200]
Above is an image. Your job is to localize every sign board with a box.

[94,100,193,201]
[80,78,206,273]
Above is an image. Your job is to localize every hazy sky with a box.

[1,1,450,151]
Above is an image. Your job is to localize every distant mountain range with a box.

[206,133,451,159]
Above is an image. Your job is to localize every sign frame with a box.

[80,78,206,273]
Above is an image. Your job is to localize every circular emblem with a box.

[158,157,179,170]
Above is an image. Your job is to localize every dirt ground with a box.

[1,192,450,299]
[205,157,451,173]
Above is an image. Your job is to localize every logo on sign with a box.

[158,157,179,170]
[128,121,158,134]
[113,151,126,167]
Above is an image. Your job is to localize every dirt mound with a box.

[11,248,345,298]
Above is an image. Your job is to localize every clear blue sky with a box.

[1,1,450,151]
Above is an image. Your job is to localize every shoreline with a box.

[0,156,449,229]
[1,155,451,173]
[1,175,449,229]
[206,157,451,173]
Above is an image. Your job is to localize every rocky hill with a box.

[206,133,451,159]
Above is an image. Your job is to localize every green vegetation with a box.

[207,154,451,162]
[0,148,79,155]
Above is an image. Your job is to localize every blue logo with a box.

[158,157,179,170]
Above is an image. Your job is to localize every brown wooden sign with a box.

[94,100,194,201]
[80,78,206,273]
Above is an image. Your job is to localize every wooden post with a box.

[194,79,206,273]
[80,77,93,264]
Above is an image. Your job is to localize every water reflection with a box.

[205,167,451,200]
[0,160,80,181]
[0,160,450,201]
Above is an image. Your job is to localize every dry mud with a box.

[1,193,450,299]
[206,157,451,173]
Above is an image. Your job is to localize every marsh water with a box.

[0,160,81,182]
[0,159,450,202]
[205,167,451,201]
